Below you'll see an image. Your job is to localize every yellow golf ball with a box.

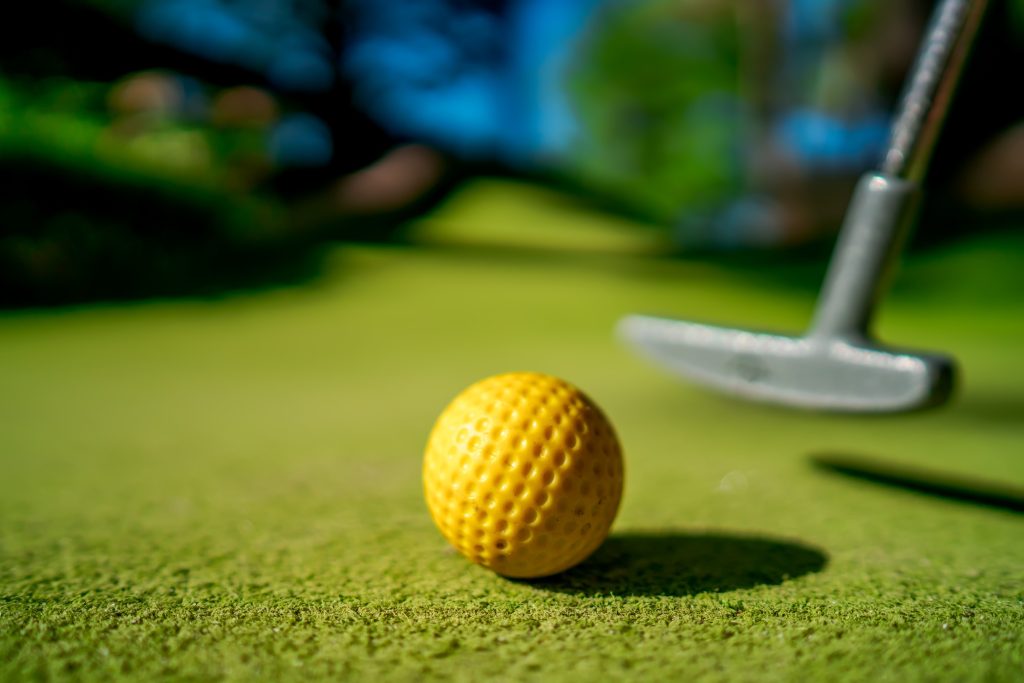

[423,372,624,578]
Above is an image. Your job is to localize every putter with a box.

[619,0,987,413]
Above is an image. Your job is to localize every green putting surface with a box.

[2,181,1023,681]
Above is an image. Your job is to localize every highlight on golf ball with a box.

[423,372,624,579]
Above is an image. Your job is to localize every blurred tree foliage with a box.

[0,76,303,306]
[568,0,744,223]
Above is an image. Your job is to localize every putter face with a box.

[619,315,954,412]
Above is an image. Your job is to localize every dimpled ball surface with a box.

[423,372,624,578]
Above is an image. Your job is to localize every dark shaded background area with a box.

[921,0,1024,239]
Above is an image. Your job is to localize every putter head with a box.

[619,314,954,413]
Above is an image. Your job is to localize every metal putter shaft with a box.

[620,0,987,413]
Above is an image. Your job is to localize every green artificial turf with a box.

[2,180,1023,681]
